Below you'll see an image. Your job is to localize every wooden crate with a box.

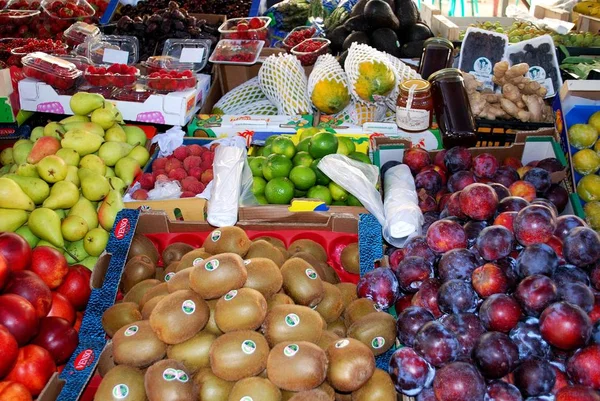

[420,2,442,27]
[532,4,571,21]
[430,15,515,40]
[577,14,600,33]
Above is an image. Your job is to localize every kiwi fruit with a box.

[244,258,283,298]
[268,293,295,310]
[254,236,286,249]
[144,359,195,401]
[350,368,396,401]
[141,295,166,319]
[335,283,358,309]
[167,330,216,373]
[123,279,161,305]
[343,299,378,328]
[209,330,270,381]
[281,258,325,307]
[166,267,192,293]
[94,365,146,401]
[288,239,327,262]
[97,342,115,377]
[276,246,291,261]
[228,377,282,401]
[320,263,341,284]
[139,282,170,309]
[129,234,159,265]
[102,302,142,338]
[203,226,251,257]
[121,255,157,293]
[245,240,285,266]
[150,289,210,344]
[177,249,213,270]
[162,242,195,267]
[328,318,347,337]
[163,262,180,281]
[326,338,375,392]
[262,304,323,347]
[347,312,396,356]
[194,367,235,401]
[340,243,359,274]
[335,391,353,401]
[317,330,341,351]
[315,283,345,323]
[189,253,247,300]
[292,252,327,277]
[289,390,333,401]
[267,341,328,391]
[318,381,336,399]
[215,288,267,332]
[205,299,223,336]
[113,320,166,367]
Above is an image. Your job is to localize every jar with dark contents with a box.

[419,38,455,81]
[396,79,433,133]
[428,68,477,149]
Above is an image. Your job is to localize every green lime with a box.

[568,124,598,149]
[263,154,293,181]
[271,136,296,159]
[329,182,348,201]
[332,201,347,206]
[347,194,363,206]
[265,177,295,204]
[265,135,277,146]
[294,189,307,197]
[307,185,332,205]
[289,166,317,190]
[262,145,273,157]
[573,149,600,175]
[256,195,268,205]
[577,174,600,202]
[293,151,314,167]
[249,156,266,177]
[296,138,311,153]
[311,158,331,185]
[252,176,267,195]
[584,201,600,230]
[298,127,320,141]
[348,151,371,164]
[309,132,338,159]
[336,136,356,155]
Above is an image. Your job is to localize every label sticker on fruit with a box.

[180,47,205,63]
[224,290,238,301]
[335,339,349,349]
[176,370,189,382]
[371,337,385,349]
[211,230,221,242]
[241,340,257,355]
[112,384,129,399]
[103,48,129,65]
[284,344,299,357]
[124,325,138,337]
[305,268,318,280]
[469,57,494,91]
[244,260,251,265]
[163,368,178,381]
[193,257,204,267]
[285,313,300,327]
[164,272,175,282]
[205,260,220,271]
[527,66,555,97]
[240,397,254,401]
[181,300,196,315]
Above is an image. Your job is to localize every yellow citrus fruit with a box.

[309,132,338,159]
[293,151,314,167]
[584,201,600,230]
[569,123,598,149]
[263,154,293,181]
[348,151,371,164]
[589,111,600,132]
[307,185,332,205]
[354,60,396,102]
[328,182,348,201]
[265,177,295,204]
[577,174,600,202]
[311,79,350,115]
[298,127,320,141]
[252,176,267,195]
[289,166,316,191]
[271,136,296,159]
[336,136,356,156]
[573,149,600,175]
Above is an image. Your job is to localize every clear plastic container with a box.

[218,16,270,44]
[6,0,40,10]
[0,0,8,8]
[87,34,139,65]
[113,86,152,102]
[282,26,317,52]
[57,54,93,71]
[21,51,82,90]
[161,39,210,72]
[63,21,100,47]
[142,56,194,74]
[140,71,197,93]
[291,38,330,66]
[10,39,67,66]
[0,10,40,38]
[41,0,95,35]
[84,64,139,88]
[209,39,264,65]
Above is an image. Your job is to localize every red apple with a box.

[0,232,31,272]
[4,270,52,318]
[5,345,56,396]
[56,265,91,311]
[32,317,78,365]
[0,294,38,345]
[0,254,8,291]
[73,312,83,333]
[29,247,68,290]
[46,293,76,326]
[0,381,32,401]
[0,324,18,377]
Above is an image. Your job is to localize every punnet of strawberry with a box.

[7,0,41,10]
[291,38,330,66]
[209,39,264,65]
[218,16,270,43]
[84,63,139,88]
[9,38,67,66]
[142,69,196,93]
[282,26,317,52]
[21,51,82,90]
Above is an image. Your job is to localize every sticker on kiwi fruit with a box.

[224,290,238,301]
[244,259,251,265]
[211,230,221,242]
[285,313,300,327]
[112,384,129,399]
[162,368,178,381]
[181,300,196,315]
[240,397,254,401]
[164,272,175,282]
[371,337,385,349]
[193,257,204,267]
[305,268,318,280]
[205,259,220,271]
[373,304,382,312]
[335,339,350,349]
[124,325,138,337]
[176,370,189,383]
[284,344,299,357]
[241,340,257,355]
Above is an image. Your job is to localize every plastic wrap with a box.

[150,126,185,158]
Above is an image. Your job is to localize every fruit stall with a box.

[2,0,600,399]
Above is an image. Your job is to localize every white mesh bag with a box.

[333,100,388,125]
[212,77,267,114]
[233,100,279,115]
[258,53,312,115]
[385,54,422,110]
[307,54,351,115]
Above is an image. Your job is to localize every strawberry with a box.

[248,17,262,29]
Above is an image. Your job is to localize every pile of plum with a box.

[358,146,600,401]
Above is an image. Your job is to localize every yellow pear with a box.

[0,177,35,210]
[42,181,80,209]
[0,209,28,231]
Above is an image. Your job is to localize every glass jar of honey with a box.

[396,79,433,133]
[419,38,455,81]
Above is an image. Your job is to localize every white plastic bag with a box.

[150,126,186,157]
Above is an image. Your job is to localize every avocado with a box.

[349,0,369,17]
[338,50,348,67]
[404,22,434,42]
[370,28,401,58]
[327,25,350,53]
[400,40,426,58]
[365,0,400,31]
[395,0,420,30]
[344,15,370,32]
[343,31,370,51]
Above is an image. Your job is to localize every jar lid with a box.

[400,79,431,93]
[427,68,463,82]
[423,37,454,50]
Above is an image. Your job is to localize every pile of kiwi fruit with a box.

[97,227,397,401]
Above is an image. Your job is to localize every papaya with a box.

[354,60,396,102]
[312,80,351,115]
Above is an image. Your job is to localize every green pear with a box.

[8,165,17,174]
[61,122,105,138]
[79,154,106,176]
[12,141,33,165]
[97,187,124,231]
[61,129,104,156]
[65,239,89,264]
[108,177,126,194]
[0,177,35,210]
[37,155,68,183]
[91,108,118,130]
[69,196,98,230]
[105,167,115,178]
[123,125,147,147]
[128,146,150,167]
[60,115,90,124]
[115,157,141,186]
[15,225,40,248]
[28,208,64,247]
[43,181,79,209]
[55,148,80,167]
[98,142,133,167]
[0,165,12,176]
[55,209,67,219]
[0,148,13,166]
[61,215,89,242]
[105,124,127,142]
[13,139,31,148]
[4,174,50,205]
[16,163,40,178]
[103,102,123,123]
[78,168,110,201]
[84,227,109,256]
[70,92,105,116]
[80,256,98,270]
[36,240,61,250]
[64,166,80,187]
[43,122,65,139]
[30,126,44,142]
[0,208,28,231]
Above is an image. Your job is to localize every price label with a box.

[180,48,205,63]
[103,48,129,64]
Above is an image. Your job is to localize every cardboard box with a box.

[431,15,515,41]
[19,74,211,126]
